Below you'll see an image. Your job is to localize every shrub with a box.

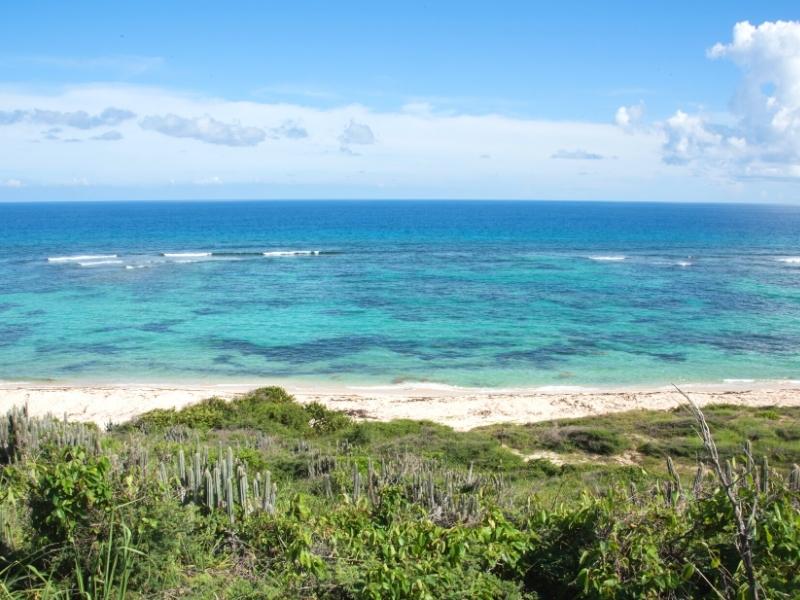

[127,386,351,436]
[30,447,113,545]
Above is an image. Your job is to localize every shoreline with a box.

[2,379,800,430]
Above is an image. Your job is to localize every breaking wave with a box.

[48,254,118,263]
[588,255,626,262]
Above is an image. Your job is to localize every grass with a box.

[479,404,800,470]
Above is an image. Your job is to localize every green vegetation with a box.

[0,386,798,598]
[480,404,800,467]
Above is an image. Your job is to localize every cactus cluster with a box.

[655,440,798,507]
[329,456,489,523]
[152,446,278,523]
[0,406,99,462]
[153,444,278,523]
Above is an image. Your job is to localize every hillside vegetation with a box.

[0,387,798,598]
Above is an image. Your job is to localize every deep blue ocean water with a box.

[2,200,800,388]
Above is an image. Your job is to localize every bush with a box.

[538,426,629,456]
[30,447,113,545]
[127,386,352,436]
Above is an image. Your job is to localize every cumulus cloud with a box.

[662,20,800,179]
[1,178,23,188]
[140,114,267,146]
[338,120,375,145]
[615,103,644,128]
[90,130,123,141]
[0,107,135,129]
[268,120,308,139]
[551,148,604,160]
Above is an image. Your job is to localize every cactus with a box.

[264,470,271,496]
[193,452,202,494]
[666,456,683,500]
[744,440,754,471]
[352,464,361,502]
[269,483,278,514]
[790,464,800,491]
[204,469,214,511]
[724,459,734,488]
[238,466,249,515]
[367,459,376,505]
[214,466,222,507]
[178,448,186,484]
[692,463,705,497]
[226,477,235,524]
[226,447,234,483]
[760,456,769,493]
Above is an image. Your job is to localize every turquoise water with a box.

[2,200,800,388]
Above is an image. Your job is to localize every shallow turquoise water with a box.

[2,200,800,387]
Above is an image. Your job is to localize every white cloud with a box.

[551,148,604,160]
[339,145,360,156]
[90,130,123,141]
[662,111,723,165]
[0,110,25,125]
[0,107,135,129]
[662,20,800,179]
[338,120,375,145]
[268,120,308,139]
[1,179,23,188]
[0,83,724,200]
[615,103,644,128]
[140,114,267,146]
[42,127,61,140]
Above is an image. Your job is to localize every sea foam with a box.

[776,257,800,264]
[588,255,626,262]
[78,260,124,267]
[162,252,212,258]
[48,254,118,263]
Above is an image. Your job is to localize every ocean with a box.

[1,200,800,388]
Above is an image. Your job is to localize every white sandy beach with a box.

[1,380,800,430]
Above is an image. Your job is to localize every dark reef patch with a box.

[206,334,500,364]
[139,319,184,333]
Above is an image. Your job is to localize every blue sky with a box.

[1,2,799,201]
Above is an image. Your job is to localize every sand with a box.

[1,380,800,430]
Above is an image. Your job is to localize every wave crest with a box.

[588,255,626,262]
[48,254,118,263]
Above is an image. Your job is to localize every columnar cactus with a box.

[178,449,186,484]
[204,469,214,511]
[226,477,235,524]
[760,456,769,493]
